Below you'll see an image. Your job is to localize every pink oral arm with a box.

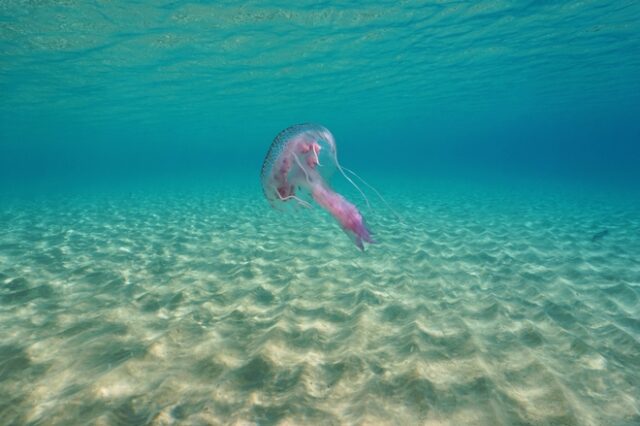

[311,184,374,250]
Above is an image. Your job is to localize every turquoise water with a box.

[2,1,640,425]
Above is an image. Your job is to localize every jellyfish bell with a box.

[260,123,375,251]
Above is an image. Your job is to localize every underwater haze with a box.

[1,1,640,425]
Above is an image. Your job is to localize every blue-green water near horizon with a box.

[1,1,640,425]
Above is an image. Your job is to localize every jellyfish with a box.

[260,123,374,250]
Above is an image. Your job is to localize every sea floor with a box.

[1,178,639,425]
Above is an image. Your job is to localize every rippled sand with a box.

[1,180,639,425]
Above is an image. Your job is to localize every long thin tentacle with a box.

[293,154,312,186]
[341,166,404,222]
[333,159,371,208]
[278,192,312,208]
[312,144,321,166]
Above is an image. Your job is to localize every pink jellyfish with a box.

[261,123,374,250]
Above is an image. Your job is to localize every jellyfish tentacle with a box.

[322,132,371,208]
[293,153,312,186]
[312,144,321,166]
[335,161,371,208]
[341,166,404,223]
[277,192,312,208]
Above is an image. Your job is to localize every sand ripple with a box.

[1,182,639,425]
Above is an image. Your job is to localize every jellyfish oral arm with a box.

[310,183,374,251]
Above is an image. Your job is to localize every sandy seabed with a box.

[1,179,639,425]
